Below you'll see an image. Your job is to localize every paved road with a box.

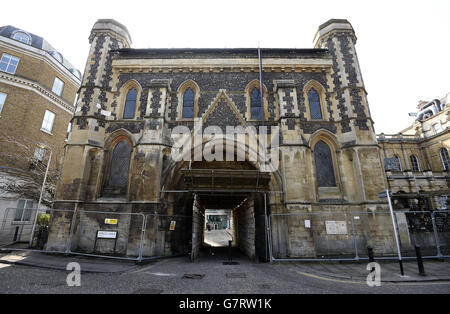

[0,250,449,294]
[204,229,232,247]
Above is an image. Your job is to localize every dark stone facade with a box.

[114,70,340,136]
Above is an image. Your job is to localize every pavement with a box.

[0,248,450,294]
[0,250,138,273]
[291,259,450,283]
[0,249,449,283]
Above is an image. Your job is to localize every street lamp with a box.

[29,145,52,247]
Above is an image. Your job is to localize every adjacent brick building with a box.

[378,93,450,209]
[0,25,81,243]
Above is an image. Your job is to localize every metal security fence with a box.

[141,213,192,261]
[270,212,375,261]
[398,210,450,257]
[434,211,450,256]
[67,210,146,260]
[0,208,194,262]
[0,207,45,247]
[269,210,450,262]
[2,206,449,263]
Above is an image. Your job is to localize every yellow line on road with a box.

[294,270,450,286]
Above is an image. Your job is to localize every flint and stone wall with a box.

[46,19,398,260]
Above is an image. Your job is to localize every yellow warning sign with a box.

[105,218,118,225]
[169,221,176,231]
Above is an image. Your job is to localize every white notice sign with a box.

[97,231,117,239]
[325,221,347,235]
[304,220,311,228]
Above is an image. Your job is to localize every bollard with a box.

[367,246,375,273]
[415,245,426,276]
[223,240,239,265]
[367,246,375,263]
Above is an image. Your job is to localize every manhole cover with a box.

[183,273,205,279]
[226,273,247,278]
[133,288,163,294]
[258,284,271,289]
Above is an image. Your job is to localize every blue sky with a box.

[5,0,449,133]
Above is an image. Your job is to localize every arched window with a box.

[250,87,263,120]
[123,88,137,119]
[182,88,195,119]
[107,140,131,189]
[440,148,450,171]
[308,88,322,119]
[70,68,81,80]
[49,51,63,63]
[410,155,420,172]
[12,32,31,45]
[314,140,336,187]
[393,155,402,171]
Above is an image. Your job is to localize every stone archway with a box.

[154,138,284,262]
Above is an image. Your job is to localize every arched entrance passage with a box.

[158,140,283,262]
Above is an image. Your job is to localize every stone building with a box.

[377,93,450,210]
[0,25,81,243]
[47,19,395,260]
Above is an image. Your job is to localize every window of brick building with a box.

[49,51,63,63]
[12,32,31,45]
[52,77,64,96]
[410,155,420,172]
[14,199,34,221]
[440,148,450,171]
[0,53,20,74]
[393,155,402,171]
[41,110,55,133]
[0,92,6,114]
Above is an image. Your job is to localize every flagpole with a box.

[258,47,267,168]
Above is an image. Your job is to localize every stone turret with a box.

[314,19,374,140]
[57,19,132,201]
[74,19,131,135]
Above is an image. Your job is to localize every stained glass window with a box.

[250,87,263,120]
[182,88,195,119]
[123,88,137,119]
[108,140,131,188]
[314,140,336,187]
[308,88,322,119]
